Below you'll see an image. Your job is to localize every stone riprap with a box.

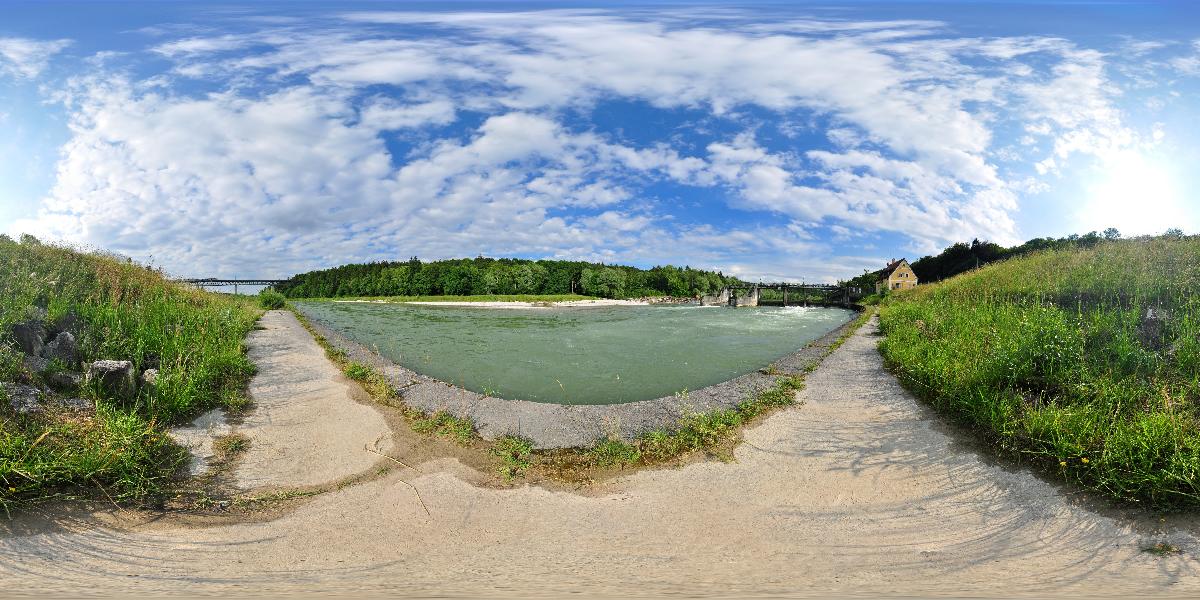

[86,360,137,401]
[298,306,862,449]
[42,331,79,367]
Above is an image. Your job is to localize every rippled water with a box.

[296,302,854,405]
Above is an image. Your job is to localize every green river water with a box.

[296,302,854,405]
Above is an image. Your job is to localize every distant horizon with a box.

[2,1,1198,283]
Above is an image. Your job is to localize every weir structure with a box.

[701,283,860,308]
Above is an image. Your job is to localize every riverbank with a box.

[295,304,860,448]
[3,316,1195,596]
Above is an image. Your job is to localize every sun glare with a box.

[1081,151,1190,235]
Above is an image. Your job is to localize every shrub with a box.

[258,288,286,309]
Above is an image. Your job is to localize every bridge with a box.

[702,283,862,307]
[177,278,287,294]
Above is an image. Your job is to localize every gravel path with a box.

[1,316,1197,596]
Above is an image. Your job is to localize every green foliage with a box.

[0,238,260,510]
[275,256,744,300]
[587,438,641,468]
[580,267,627,298]
[878,235,1200,507]
[342,362,373,381]
[585,375,808,467]
[492,435,533,480]
[258,288,286,309]
[410,410,477,446]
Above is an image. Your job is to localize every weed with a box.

[410,410,477,445]
[1143,542,1182,556]
[343,362,373,381]
[587,438,641,468]
[492,435,533,480]
[212,433,250,459]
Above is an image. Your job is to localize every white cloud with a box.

[0,36,71,79]
[11,10,1171,279]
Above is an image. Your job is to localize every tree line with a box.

[274,256,746,299]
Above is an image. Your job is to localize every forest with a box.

[274,256,746,299]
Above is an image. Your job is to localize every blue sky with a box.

[1,1,1198,282]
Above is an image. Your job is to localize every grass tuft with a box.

[492,435,533,480]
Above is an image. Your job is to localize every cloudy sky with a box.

[1,1,1198,282]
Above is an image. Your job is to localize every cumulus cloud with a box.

[0,36,71,79]
[10,9,1174,280]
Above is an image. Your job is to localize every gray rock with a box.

[41,331,78,366]
[86,359,137,401]
[22,354,50,374]
[11,321,47,357]
[2,382,43,415]
[1138,306,1171,351]
[49,370,84,390]
[141,368,159,387]
[57,397,93,413]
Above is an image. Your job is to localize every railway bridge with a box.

[177,278,287,295]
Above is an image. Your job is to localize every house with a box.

[875,258,918,293]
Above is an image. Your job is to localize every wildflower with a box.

[1081,457,1090,464]
[1059,461,1067,467]
[7,487,14,493]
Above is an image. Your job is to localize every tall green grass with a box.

[0,237,260,512]
[878,236,1200,507]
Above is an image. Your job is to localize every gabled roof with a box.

[873,258,910,280]
[882,258,908,276]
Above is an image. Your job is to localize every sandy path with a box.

[233,310,392,489]
[2,317,1197,596]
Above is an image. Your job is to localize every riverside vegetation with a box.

[276,256,747,299]
[0,236,260,513]
[878,234,1200,508]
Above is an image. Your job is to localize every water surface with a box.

[297,302,853,405]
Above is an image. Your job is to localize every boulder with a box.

[1138,306,1170,351]
[49,370,84,391]
[11,321,47,357]
[2,382,43,415]
[22,354,50,374]
[86,360,137,401]
[41,331,78,367]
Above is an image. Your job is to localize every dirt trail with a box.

[2,317,1198,596]
[233,310,392,489]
